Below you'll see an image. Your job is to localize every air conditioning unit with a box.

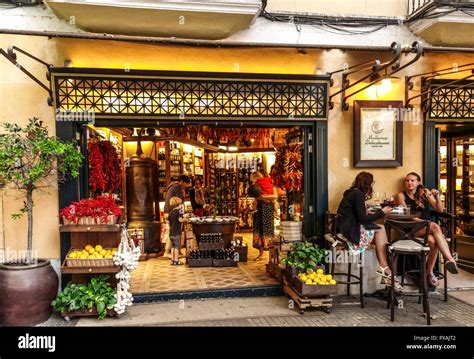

[11,0,41,5]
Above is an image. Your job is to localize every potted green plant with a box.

[0,118,83,326]
[282,241,327,286]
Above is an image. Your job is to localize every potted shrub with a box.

[282,241,327,286]
[0,118,83,326]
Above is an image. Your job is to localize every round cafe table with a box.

[385,212,421,221]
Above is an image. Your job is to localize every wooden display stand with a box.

[283,278,333,315]
[59,223,121,318]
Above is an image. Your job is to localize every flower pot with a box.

[0,259,59,326]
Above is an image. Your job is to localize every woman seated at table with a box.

[394,172,458,286]
[337,171,402,291]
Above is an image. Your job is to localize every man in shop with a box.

[163,175,191,258]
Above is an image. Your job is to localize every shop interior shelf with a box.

[60,224,121,233]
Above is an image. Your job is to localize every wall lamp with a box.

[328,41,423,111]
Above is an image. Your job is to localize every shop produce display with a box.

[271,143,303,192]
[67,245,117,259]
[51,275,117,319]
[88,140,122,195]
[59,195,122,225]
[297,268,337,285]
[113,226,141,315]
[282,241,327,272]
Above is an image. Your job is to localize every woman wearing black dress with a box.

[395,172,458,287]
[337,172,402,290]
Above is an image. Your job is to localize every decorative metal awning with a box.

[426,79,474,121]
[50,68,330,121]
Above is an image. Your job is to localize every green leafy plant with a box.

[282,241,327,271]
[0,118,83,262]
[51,275,117,319]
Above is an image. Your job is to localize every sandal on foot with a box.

[170,261,177,266]
[380,276,404,293]
[445,261,458,274]
[175,261,184,266]
[427,273,439,287]
[376,266,391,280]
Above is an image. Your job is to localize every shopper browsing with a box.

[163,175,191,258]
[168,196,189,266]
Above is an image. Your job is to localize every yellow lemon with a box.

[94,245,103,252]
[100,249,107,256]
[305,280,312,285]
[326,274,333,281]
[96,254,104,259]
[88,248,95,254]
[330,280,337,285]
[85,245,93,251]
[316,269,324,275]
[68,252,77,259]
[300,275,307,282]
[105,254,113,258]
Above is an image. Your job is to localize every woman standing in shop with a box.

[251,170,278,261]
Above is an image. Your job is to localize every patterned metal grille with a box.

[52,75,328,119]
[428,82,474,120]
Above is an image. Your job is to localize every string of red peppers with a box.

[88,140,122,194]
[271,144,303,192]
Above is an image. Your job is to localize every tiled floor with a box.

[130,233,278,294]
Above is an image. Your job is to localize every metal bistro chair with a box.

[400,211,456,302]
[324,212,364,308]
[384,219,431,325]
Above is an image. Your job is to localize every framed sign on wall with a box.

[353,100,403,168]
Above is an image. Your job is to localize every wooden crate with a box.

[65,248,115,267]
[60,308,117,319]
[187,258,213,267]
[294,277,337,297]
[233,245,248,262]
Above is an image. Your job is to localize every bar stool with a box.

[384,219,431,325]
[400,211,456,302]
[324,212,364,308]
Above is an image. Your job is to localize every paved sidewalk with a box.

[41,290,474,327]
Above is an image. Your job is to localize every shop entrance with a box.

[78,121,316,295]
[52,68,330,296]
[438,123,474,274]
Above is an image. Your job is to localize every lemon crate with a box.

[65,248,115,267]
[294,277,337,297]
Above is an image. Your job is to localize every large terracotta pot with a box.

[0,259,59,326]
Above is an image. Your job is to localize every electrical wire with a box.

[260,0,474,34]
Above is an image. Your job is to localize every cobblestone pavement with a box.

[159,294,474,327]
[39,290,474,327]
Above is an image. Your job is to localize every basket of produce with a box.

[65,245,117,267]
[294,268,337,297]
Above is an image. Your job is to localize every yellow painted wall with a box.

[0,34,472,257]
[267,0,407,17]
